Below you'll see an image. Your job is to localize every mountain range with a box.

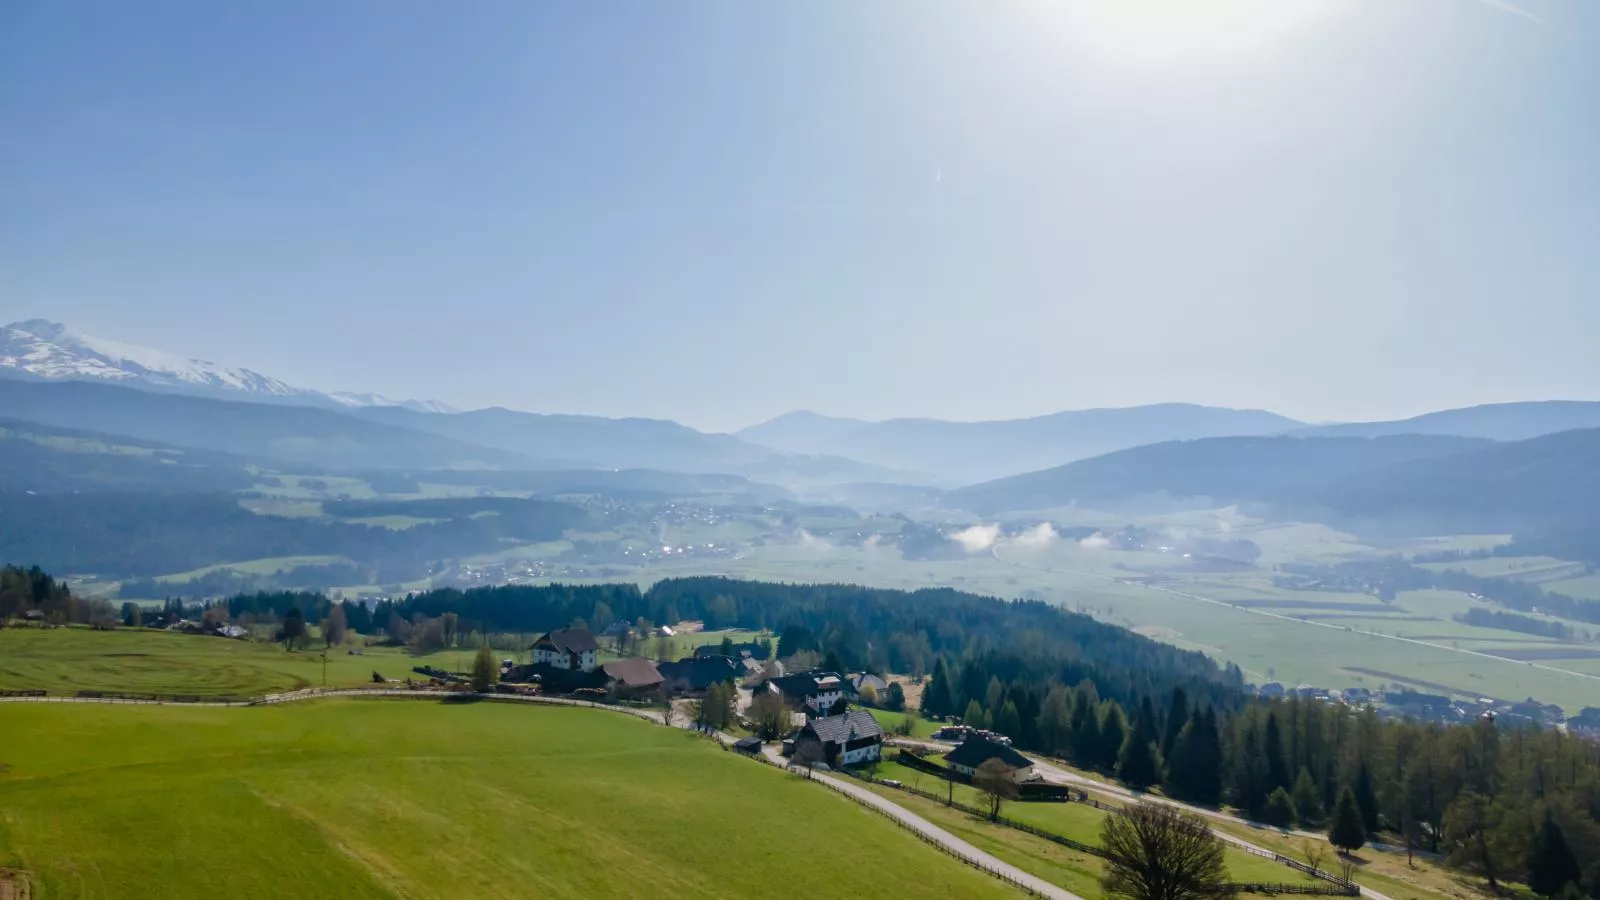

[0,319,454,413]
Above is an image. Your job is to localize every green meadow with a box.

[0,700,1017,899]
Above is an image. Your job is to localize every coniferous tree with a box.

[1099,704,1129,773]
[1264,712,1290,795]
[998,700,1023,741]
[1329,786,1368,855]
[1119,700,1164,791]
[1292,767,1324,826]
[1353,762,1380,835]
[1037,686,1074,757]
[926,657,954,718]
[963,699,985,728]
[1264,787,1298,828]
[1162,686,1190,761]
[1071,698,1102,767]
[1528,813,1583,898]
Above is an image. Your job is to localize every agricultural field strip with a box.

[989,549,1600,694]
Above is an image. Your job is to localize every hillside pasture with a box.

[0,701,1016,899]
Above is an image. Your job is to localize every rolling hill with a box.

[1296,401,1600,442]
[739,404,1304,484]
[944,434,1495,514]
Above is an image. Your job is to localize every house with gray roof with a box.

[791,709,883,767]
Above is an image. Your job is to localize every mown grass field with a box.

[865,707,939,739]
[0,628,480,696]
[0,701,1017,899]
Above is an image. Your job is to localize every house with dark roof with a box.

[760,670,847,717]
[532,628,600,672]
[601,657,664,696]
[656,655,740,694]
[944,736,1035,782]
[790,709,883,767]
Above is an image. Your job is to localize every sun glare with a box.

[1043,0,1341,68]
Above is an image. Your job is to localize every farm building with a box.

[789,710,883,767]
[532,628,599,673]
[601,657,664,696]
[944,736,1035,782]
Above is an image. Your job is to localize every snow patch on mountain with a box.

[0,319,454,413]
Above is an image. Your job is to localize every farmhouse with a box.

[601,657,664,696]
[532,628,600,672]
[760,670,847,717]
[791,709,883,767]
[850,672,888,696]
[657,655,740,694]
[945,736,1035,782]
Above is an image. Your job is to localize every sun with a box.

[1040,0,1342,69]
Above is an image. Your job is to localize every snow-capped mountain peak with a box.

[0,319,454,413]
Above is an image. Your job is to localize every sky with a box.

[2,0,1596,433]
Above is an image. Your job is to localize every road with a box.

[894,738,1392,900]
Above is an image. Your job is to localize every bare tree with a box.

[973,758,1020,821]
[322,604,348,648]
[1302,841,1328,878]
[1100,803,1235,900]
[792,737,826,772]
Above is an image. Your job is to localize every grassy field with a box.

[0,628,482,696]
[156,554,354,583]
[0,701,1017,899]
[865,708,939,739]
[858,761,1323,895]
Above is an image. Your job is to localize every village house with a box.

[850,672,888,697]
[945,736,1036,782]
[790,709,883,767]
[656,655,740,694]
[532,628,599,672]
[760,670,846,717]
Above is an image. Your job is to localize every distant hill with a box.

[0,419,262,494]
[945,434,1494,515]
[0,380,535,471]
[1296,401,1600,441]
[355,405,907,483]
[741,404,1305,484]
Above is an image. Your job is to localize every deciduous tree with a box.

[1100,803,1234,900]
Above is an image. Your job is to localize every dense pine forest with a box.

[7,568,1598,895]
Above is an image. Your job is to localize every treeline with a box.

[1456,607,1581,641]
[0,492,585,579]
[0,563,118,627]
[117,563,374,600]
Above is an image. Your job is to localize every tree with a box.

[719,635,735,657]
[1329,786,1367,856]
[792,737,825,771]
[278,606,307,651]
[1264,713,1290,795]
[121,601,143,628]
[997,700,1022,741]
[1070,698,1102,767]
[859,683,879,707]
[471,644,498,692]
[1100,803,1235,900]
[1264,787,1298,828]
[1443,791,1502,889]
[963,699,985,727]
[322,604,348,647]
[822,649,845,675]
[1119,703,1163,791]
[1161,686,1189,761]
[748,691,791,740]
[1528,813,1583,898]
[1099,704,1129,773]
[1352,762,1379,835]
[694,682,736,731]
[883,682,906,712]
[925,657,955,718]
[1291,768,1324,826]
[973,758,1019,820]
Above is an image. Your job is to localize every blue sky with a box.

[2,0,1595,432]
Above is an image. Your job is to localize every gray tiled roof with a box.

[945,737,1031,771]
[805,710,883,746]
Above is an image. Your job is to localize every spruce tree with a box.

[1264,787,1298,828]
[1528,813,1583,898]
[1071,699,1102,767]
[1329,786,1367,855]
[1264,712,1290,795]
[1353,762,1380,835]
[1292,767,1324,825]
[1099,704,1128,773]
[963,699,985,728]
[1118,723,1163,791]
[1161,686,1189,761]
[998,700,1022,741]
